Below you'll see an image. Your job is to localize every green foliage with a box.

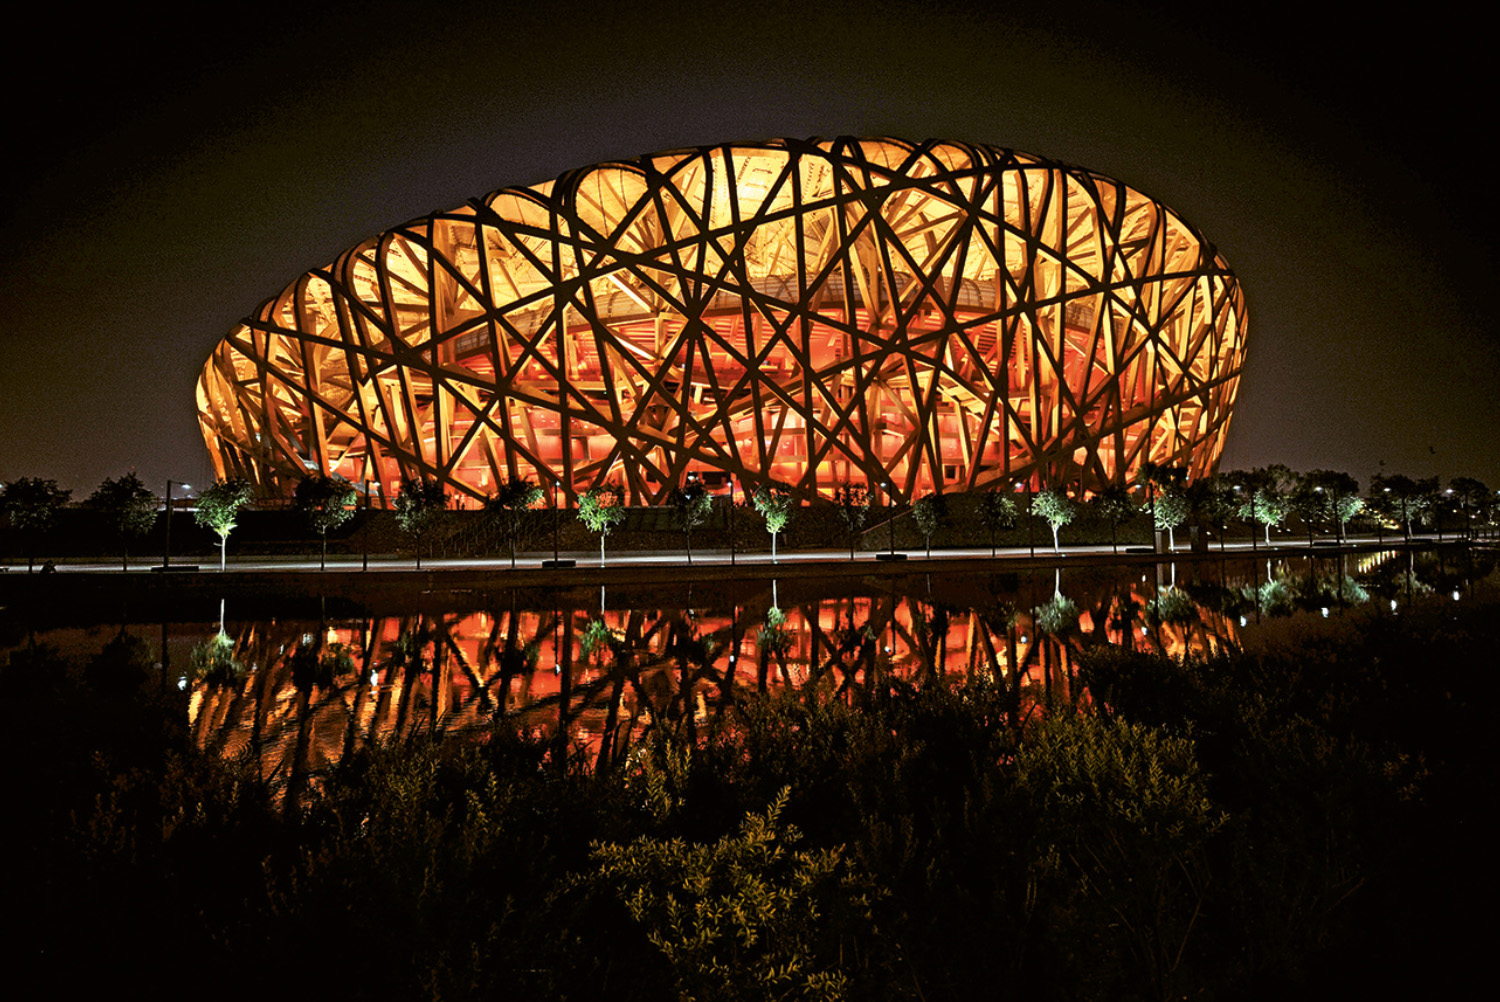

[1151,489,1191,531]
[830,482,870,557]
[1369,473,1435,537]
[911,490,948,549]
[589,787,856,1002]
[1032,591,1079,635]
[393,478,447,536]
[485,476,544,565]
[1031,487,1076,551]
[578,481,627,537]
[977,488,1018,530]
[2,476,72,532]
[191,630,242,686]
[86,472,157,539]
[671,480,714,563]
[751,483,795,534]
[194,478,254,542]
[294,475,357,537]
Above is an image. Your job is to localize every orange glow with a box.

[198,138,1247,505]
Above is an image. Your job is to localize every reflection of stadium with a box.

[198,138,1247,505]
[185,584,1241,796]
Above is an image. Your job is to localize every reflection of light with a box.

[177,677,187,690]
[368,671,377,684]
[1453,590,1462,601]
[1390,599,1398,611]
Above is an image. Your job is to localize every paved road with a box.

[5,532,1464,576]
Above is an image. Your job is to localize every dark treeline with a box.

[3,594,1492,1000]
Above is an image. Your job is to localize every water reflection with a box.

[5,549,1493,803]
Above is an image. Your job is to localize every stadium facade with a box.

[197,137,1247,506]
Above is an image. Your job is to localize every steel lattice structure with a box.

[198,137,1247,505]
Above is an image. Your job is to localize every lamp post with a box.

[161,480,189,570]
[876,482,906,561]
[363,478,372,571]
[542,478,575,569]
[1017,480,1034,558]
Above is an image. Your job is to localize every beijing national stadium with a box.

[197,137,1248,506]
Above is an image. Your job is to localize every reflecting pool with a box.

[4,548,1493,802]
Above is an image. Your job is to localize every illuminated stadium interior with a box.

[198,137,1247,506]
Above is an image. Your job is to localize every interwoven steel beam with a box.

[198,137,1248,505]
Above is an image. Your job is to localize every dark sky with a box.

[2,0,1493,497]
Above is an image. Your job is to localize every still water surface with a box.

[6,549,1491,800]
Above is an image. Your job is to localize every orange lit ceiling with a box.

[198,137,1247,505]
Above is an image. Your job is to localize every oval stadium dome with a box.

[198,137,1247,505]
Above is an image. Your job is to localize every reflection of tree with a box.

[166,573,1265,794]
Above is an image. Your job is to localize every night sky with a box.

[3,0,1493,498]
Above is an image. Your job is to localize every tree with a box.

[485,476,544,567]
[1,477,72,572]
[577,481,626,566]
[912,490,949,558]
[831,481,870,560]
[977,488,1019,557]
[1031,487,1077,554]
[1186,475,1237,552]
[294,475,357,570]
[1092,484,1135,555]
[670,479,713,564]
[752,482,796,562]
[394,478,447,569]
[1449,476,1492,539]
[1151,490,1191,552]
[1296,470,1363,544]
[194,478,254,571]
[1232,466,1294,545]
[1369,473,1431,544]
[85,472,155,571]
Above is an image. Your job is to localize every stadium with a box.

[197,137,1247,506]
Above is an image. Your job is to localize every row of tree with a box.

[2,465,1496,570]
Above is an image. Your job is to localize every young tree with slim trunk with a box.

[1297,470,1363,544]
[1231,466,1294,545]
[671,479,713,564]
[578,481,626,566]
[394,478,447,569]
[485,477,543,568]
[194,478,254,572]
[2,477,72,572]
[752,482,795,563]
[1092,484,1135,555]
[85,472,155,571]
[1369,473,1429,544]
[1031,487,1077,554]
[912,490,949,559]
[831,481,870,560]
[294,475,357,570]
[977,487,1019,557]
[1449,476,1491,539]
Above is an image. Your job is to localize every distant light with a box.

[177,678,187,690]
[1453,590,1462,601]
[1390,599,1398,611]
[1239,615,1247,627]
[1320,607,1329,618]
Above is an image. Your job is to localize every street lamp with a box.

[161,480,190,570]
[876,482,906,561]
[542,478,575,569]
[1017,479,1034,558]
